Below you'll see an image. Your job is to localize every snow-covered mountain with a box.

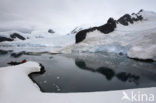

[0,28,56,42]
[0,28,75,52]
[0,10,156,61]
[63,10,156,61]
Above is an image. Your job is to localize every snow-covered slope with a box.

[63,10,156,61]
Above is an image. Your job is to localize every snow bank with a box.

[0,62,155,103]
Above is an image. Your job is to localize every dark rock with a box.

[48,29,55,33]
[97,18,116,34]
[0,36,13,42]
[75,18,116,43]
[117,10,143,26]
[10,33,25,40]
[138,9,143,13]
[75,27,97,43]
[117,14,133,26]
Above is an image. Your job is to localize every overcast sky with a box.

[0,0,156,34]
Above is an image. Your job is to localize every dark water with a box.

[0,50,156,93]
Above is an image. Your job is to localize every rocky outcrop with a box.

[75,18,116,43]
[75,27,96,43]
[10,33,25,40]
[75,10,144,43]
[117,10,143,26]
[0,33,25,42]
[0,36,13,42]
[97,18,116,33]
[48,29,55,33]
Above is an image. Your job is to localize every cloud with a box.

[0,0,156,34]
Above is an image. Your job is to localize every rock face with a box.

[10,33,25,40]
[48,29,55,33]
[117,10,143,26]
[0,33,25,42]
[97,18,116,34]
[0,36,13,42]
[75,18,116,43]
[75,10,144,43]
[75,27,96,43]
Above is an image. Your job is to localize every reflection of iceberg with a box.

[75,59,140,84]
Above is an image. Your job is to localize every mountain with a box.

[0,28,75,52]
[0,10,156,61]
[63,10,156,61]
[0,28,56,42]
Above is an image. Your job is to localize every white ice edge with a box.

[0,61,155,103]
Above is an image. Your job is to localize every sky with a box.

[0,0,156,34]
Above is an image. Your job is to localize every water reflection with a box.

[0,51,156,93]
[0,49,12,55]
[11,51,26,58]
[75,59,140,84]
[97,67,115,80]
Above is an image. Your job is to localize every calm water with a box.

[0,50,156,93]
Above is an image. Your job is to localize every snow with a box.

[0,62,155,103]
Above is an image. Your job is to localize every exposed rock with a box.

[117,10,143,26]
[48,29,55,33]
[0,36,13,42]
[75,27,97,43]
[117,14,133,26]
[10,33,25,40]
[97,18,116,33]
[75,18,116,43]
[0,33,26,42]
